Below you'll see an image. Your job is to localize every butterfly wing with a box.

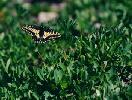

[21,25,40,38]
[21,24,61,43]
[44,31,61,41]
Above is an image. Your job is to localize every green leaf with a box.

[32,92,39,100]
[54,69,63,83]
[43,91,53,100]
[5,58,11,73]
[126,85,132,96]
[37,69,43,80]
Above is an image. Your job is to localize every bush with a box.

[0,0,132,99]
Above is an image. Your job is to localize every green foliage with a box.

[0,0,132,99]
[61,0,132,33]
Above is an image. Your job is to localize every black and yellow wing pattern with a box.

[21,24,61,43]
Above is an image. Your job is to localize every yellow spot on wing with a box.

[28,28,40,35]
[44,32,50,38]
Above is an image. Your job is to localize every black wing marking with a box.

[44,33,61,41]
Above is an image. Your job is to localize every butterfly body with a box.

[21,25,61,43]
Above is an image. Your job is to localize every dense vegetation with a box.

[0,0,132,99]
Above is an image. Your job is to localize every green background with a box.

[0,0,132,99]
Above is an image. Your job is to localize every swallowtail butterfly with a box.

[21,24,61,43]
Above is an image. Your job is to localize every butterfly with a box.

[21,24,61,43]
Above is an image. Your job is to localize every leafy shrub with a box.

[0,0,132,99]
